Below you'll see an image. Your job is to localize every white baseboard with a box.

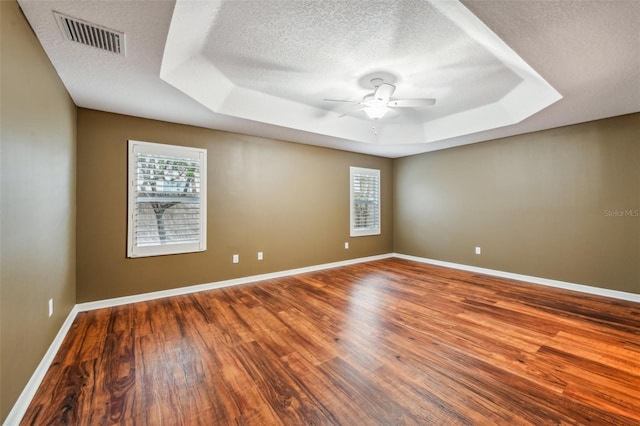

[393,253,640,303]
[76,253,394,312]
[3,305,79,426]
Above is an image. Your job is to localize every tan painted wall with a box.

[76,109,393,302]
[394,114,640,294]
[0,1,77,421]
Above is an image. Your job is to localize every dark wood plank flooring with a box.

[22,258,640,425]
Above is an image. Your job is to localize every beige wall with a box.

[76,109,393,302]
[394,114,640,294]
[0,0,77,421]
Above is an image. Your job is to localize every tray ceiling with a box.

[17,0,640,157]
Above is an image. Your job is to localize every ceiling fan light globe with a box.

[365,105,389,119]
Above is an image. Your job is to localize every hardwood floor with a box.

[22,258,640,425]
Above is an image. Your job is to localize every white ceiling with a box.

[18,0,640,158]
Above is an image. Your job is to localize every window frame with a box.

[127,140,207,258]
[350,166,381,237]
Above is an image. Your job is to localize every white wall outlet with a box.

[257,251,263,260]
[232,254,239,263]
[475,246,481,255]
[48,298,54,317]
[344,242,349,249]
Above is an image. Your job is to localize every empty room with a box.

[1,0,639,424]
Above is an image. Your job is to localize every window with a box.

[350,166,381,237]
[127,140,206,257]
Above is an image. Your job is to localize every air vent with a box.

[53,12,124,55]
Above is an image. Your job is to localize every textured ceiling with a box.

[17,0,640,158]
[201,0,517,114]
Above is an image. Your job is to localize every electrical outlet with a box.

[232,254,239,263]
[475,246,481,255]
[48,298,54,317]
[344,242,349,249]
[257,251,263,260]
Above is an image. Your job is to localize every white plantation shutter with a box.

[127,140,207,257]
[350,167,381,237]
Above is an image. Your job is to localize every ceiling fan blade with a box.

[374,83,395,101]
[338,106,366,118]
[323,98,360,103]
[388,98,436,107]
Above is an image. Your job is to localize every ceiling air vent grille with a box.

[53,12,124,55]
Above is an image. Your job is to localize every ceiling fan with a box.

[324,78,436,119]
